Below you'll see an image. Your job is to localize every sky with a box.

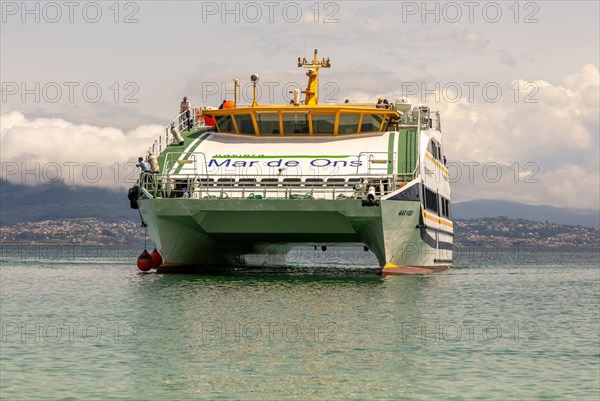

[1,0,599,210]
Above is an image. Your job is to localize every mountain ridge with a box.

[1,181,598,228]
[452,199,599,228]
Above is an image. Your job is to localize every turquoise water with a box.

[1,246,599,400]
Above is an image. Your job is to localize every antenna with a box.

[297,49,330,106]
[250,74,259,107]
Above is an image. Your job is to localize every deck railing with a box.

[138,172,415,201]
[146,109,207,156]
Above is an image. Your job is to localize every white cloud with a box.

[1,111,163,189]
[440,65,599,209]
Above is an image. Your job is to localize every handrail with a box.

[147,109,206,156]
[162,152,198,175]
[138,172,405,201]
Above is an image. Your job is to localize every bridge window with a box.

[338,113,360,134]
[234,114,255,135]
[361,114,384,132]
[256,112,280,135]
[215,115,234,133]
[211,109,397,136]
[282,112,309,134]
[311,113,335,134]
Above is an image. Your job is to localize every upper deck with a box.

[138,49,447,203]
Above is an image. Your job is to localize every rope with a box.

[289,194,314,200]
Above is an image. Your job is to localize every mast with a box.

[297,49,331,106]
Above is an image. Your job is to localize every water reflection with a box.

[127,253,449,399]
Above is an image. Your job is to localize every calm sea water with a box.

[1,245,598,400]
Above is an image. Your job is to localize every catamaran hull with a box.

[137,198,452,274]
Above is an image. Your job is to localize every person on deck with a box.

[136,157,151,173]
[136,157,152,185]
[180,96,192,131]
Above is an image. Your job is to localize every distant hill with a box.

[453,200,599,229]
[2,216,597,250]
[453,217,598,249]
[1,181,598,229]
[0,181,138,226]
[1,182,598,249]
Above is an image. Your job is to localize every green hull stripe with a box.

[387,132,395,174]
[174,133,211,174]
[213,155,351,159]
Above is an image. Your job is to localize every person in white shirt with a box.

[137,157,151,173]
[136,156,153,185]
[180,96,192,130]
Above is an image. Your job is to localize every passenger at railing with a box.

[136,157,151,174]
[180,96,192,131]
[383,99,389,109]
[375,98,384,108]
[136,157,153,185]
[344,99,350,103]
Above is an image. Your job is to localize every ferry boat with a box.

[129,50,453,274]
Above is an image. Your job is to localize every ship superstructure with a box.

[130,50,453,274]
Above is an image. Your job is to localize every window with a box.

[311,114,335,134]
[361,114,384,132]
[338,113,360,134]
[382,115,391,131]
[282,113,309,135]
[437,196,451,218]
[256,113,280,135]
[215,115,234,133]
[422,185,439,215]
[234,114,255,135]
[427,139,442,161]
